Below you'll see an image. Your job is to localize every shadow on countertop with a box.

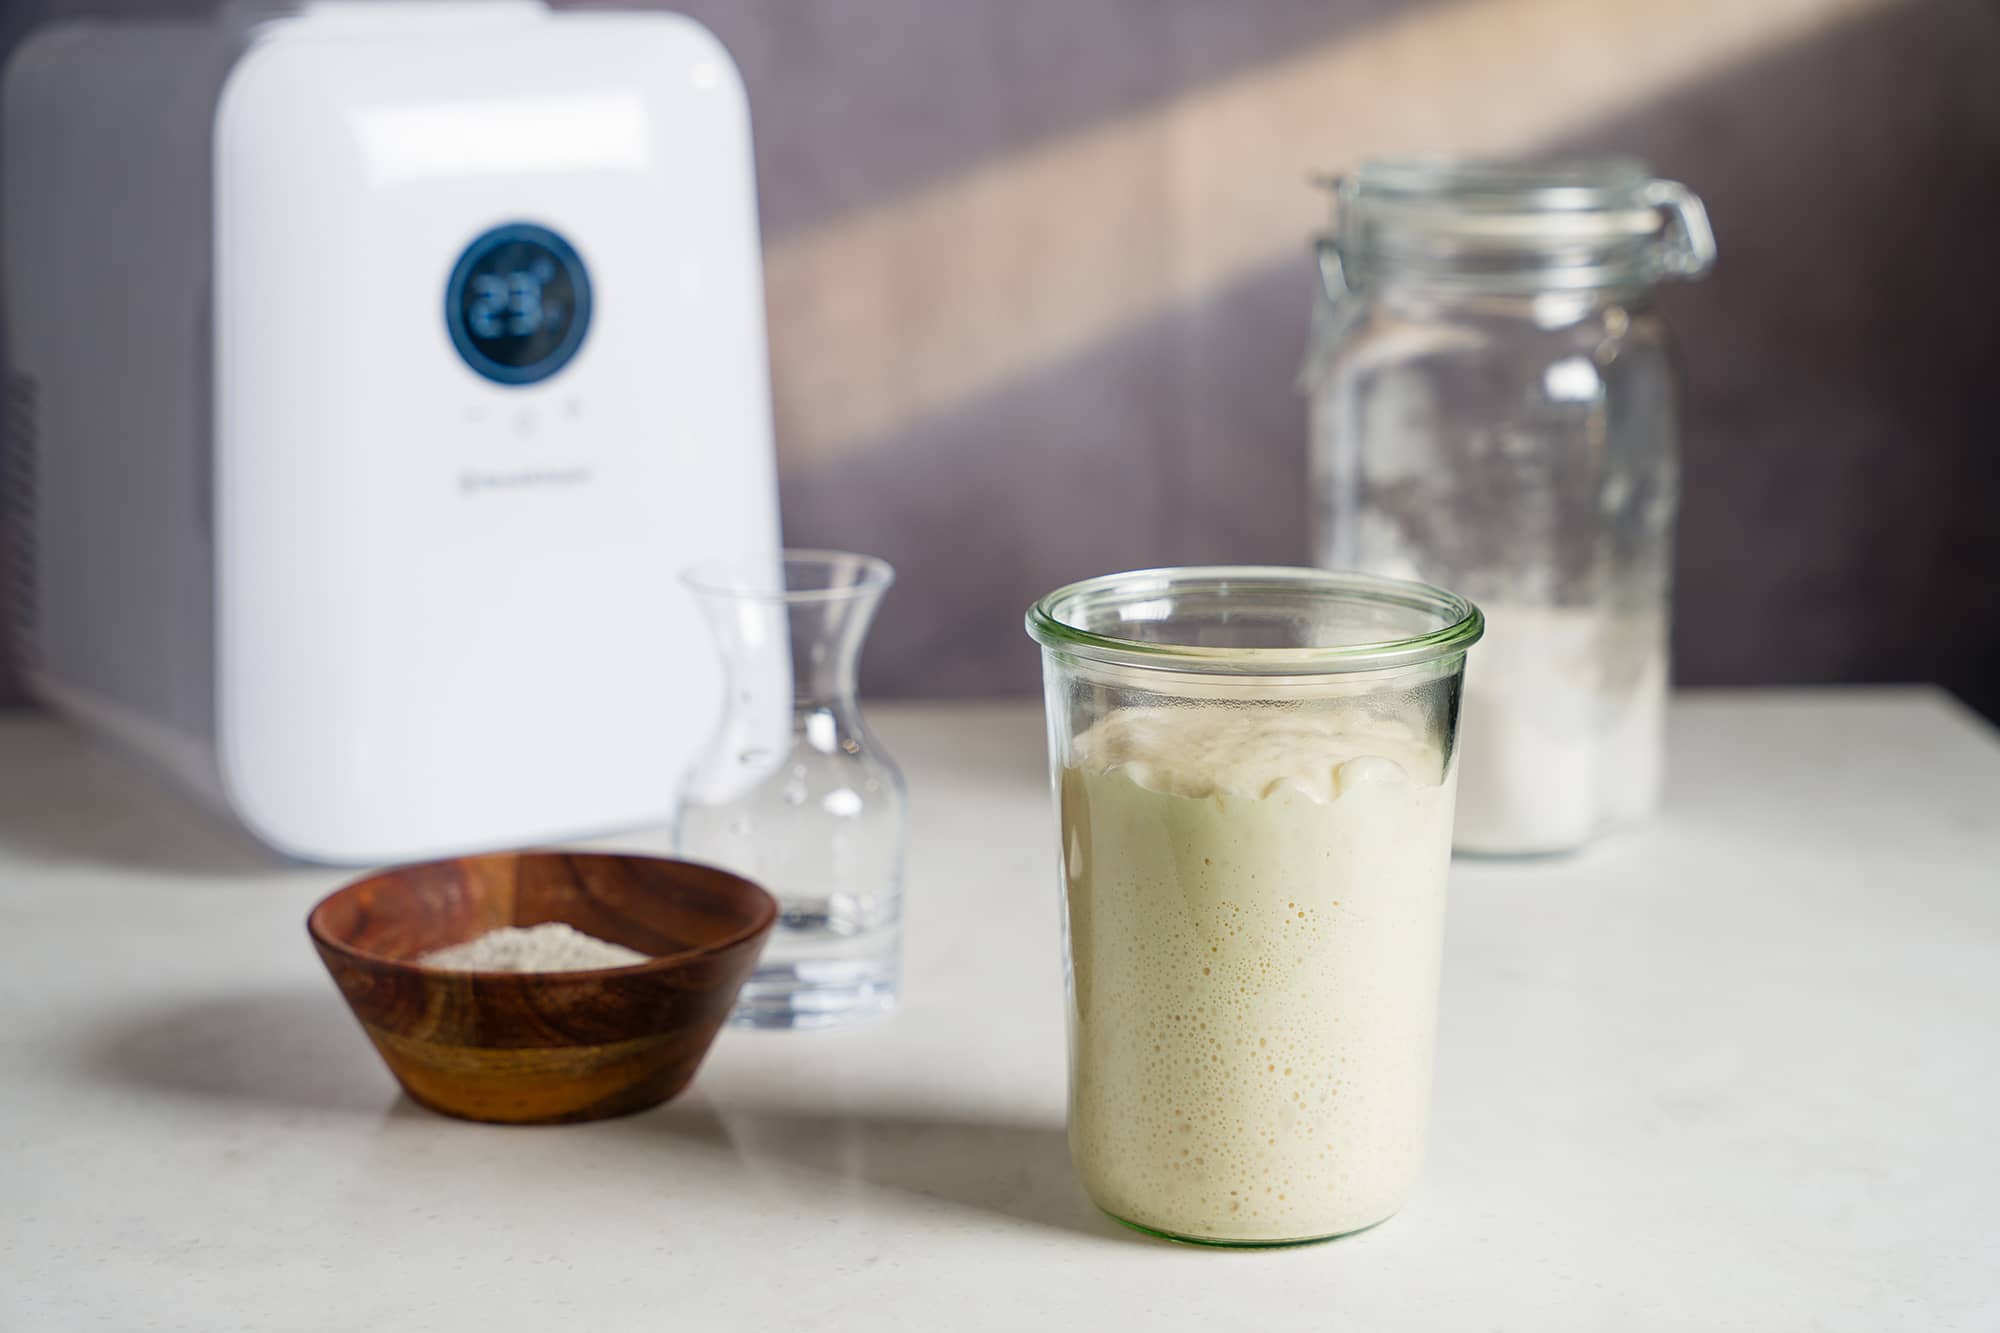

[640,1094,1152,1247]
[84,986,395,1114]
[82,983,1159,1247]
[0,718,284,876]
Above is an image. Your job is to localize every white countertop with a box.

[2,689,1996,1330]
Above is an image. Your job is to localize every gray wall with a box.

[5,0,1996,714]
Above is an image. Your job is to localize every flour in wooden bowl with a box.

[419,923,649,973]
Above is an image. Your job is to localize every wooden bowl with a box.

[307,851,776,1124]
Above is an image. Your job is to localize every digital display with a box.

[445,223,592,385]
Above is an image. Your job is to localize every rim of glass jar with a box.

[1025,566,1483,677]
[682,548,895,604]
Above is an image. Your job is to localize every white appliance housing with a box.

[2,1,782,862]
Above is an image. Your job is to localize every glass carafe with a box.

[674,551,905,1028]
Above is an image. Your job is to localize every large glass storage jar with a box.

[1301,158,1714,855]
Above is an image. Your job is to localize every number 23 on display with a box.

[468,257,558,338]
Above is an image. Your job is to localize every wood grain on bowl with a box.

[307,852,776,1124]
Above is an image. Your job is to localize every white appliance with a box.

[1,1,781,862]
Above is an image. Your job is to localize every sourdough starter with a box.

[1060,705,1455,1242]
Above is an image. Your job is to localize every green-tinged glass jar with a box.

[1027,567,1481,1245]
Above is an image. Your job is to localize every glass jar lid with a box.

[1317,156,1715,294]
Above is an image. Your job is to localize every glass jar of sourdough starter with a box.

[1300,158,1713,855]
[1027,568,1482,1245]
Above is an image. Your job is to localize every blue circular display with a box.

[445,222,592,385]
